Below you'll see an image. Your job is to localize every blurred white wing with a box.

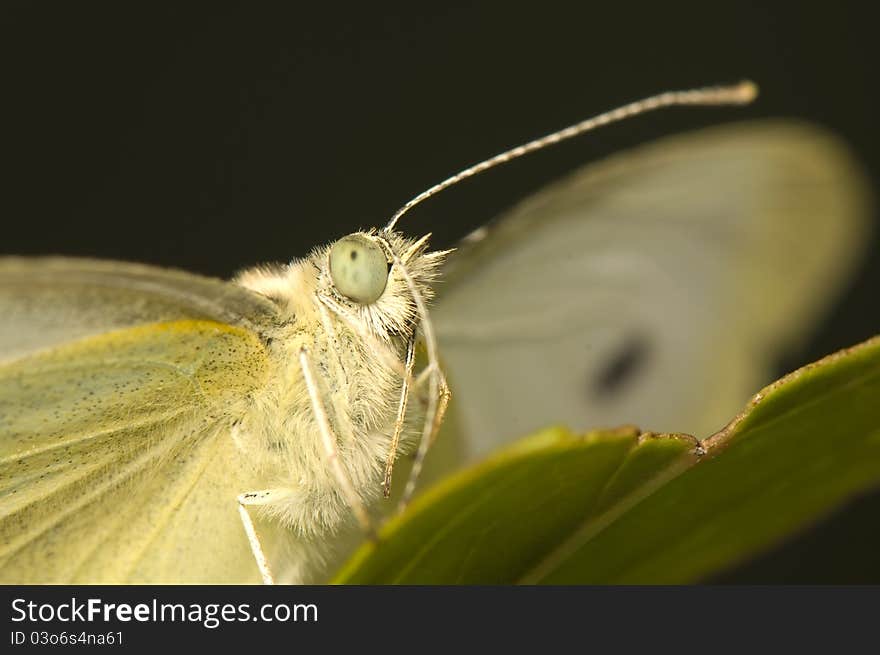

[433,120,872,458]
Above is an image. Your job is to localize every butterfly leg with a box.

[236,487,296,585]
[382,334,417,497]
[316,293,420,500]
[392,257,452,511]
[298,347,378,541]
[399,363,450,510]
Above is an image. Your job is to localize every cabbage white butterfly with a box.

[0,82,870,584]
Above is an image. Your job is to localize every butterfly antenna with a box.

[384,80,758,231]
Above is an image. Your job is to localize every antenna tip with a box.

[734,79,759,104]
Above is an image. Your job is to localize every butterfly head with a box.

[318,229,448,339]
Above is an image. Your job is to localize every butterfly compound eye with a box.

[329,234,389,304]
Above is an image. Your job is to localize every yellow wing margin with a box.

[0,319,270,583]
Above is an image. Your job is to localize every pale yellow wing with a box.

[0,319,273,583]
[434,120,872,458]
[0,257,278,361]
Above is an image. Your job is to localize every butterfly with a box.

[0,82,870,583]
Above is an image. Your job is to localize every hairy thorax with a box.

[233,255,410,539]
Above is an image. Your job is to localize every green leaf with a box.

[333,336,880,584]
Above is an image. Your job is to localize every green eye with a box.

[329,234,389,304]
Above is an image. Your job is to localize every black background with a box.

[3,2,878,582]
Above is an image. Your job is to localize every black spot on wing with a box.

[590,334,652,399]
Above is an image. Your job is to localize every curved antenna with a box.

[384,80,758,231]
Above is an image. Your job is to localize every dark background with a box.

[3,2,878,582]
